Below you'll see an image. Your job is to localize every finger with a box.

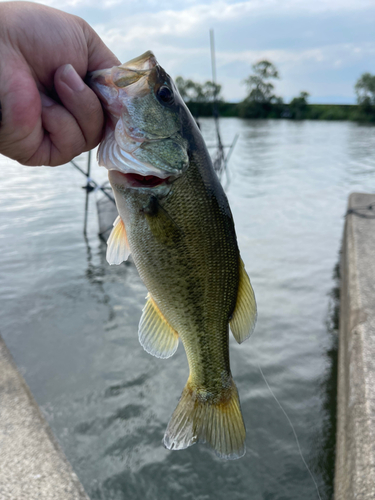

[54,64,104,151]
[25,92,92,166]
[25,64,105,166]
[0,57,43,163]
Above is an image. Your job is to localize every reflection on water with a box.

[315,261,340,500]
[1,119,375,500]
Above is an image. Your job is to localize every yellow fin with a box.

[230,257,257,344]
[106,216,131,265]
[138,294,179,359]
[163,377,246,460]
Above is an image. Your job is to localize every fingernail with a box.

[60,64,85,92]
[40,93,55,107]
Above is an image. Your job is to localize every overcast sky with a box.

[6,0,375,103]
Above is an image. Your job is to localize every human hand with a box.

[0,1,120,166]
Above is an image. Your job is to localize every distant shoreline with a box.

[186,102,375,123]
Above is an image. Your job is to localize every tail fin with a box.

[163,378,246,460]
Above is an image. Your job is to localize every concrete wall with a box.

[0,335,90,500]
[335,193,375,499]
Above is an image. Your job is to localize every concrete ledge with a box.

[335,193,375,499]
[0,335,89,500]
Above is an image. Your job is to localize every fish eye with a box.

[157,86,174,105]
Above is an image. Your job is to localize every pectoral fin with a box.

[139,294,179,358]
[230,257,257,344]
[106,216,131,265]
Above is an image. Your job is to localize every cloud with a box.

[88,1,375,61]
[2,0,374,102]
[91,0,375,43]
[91,1,375,101]
[9,0,125,8]
[217,42,375,69]
[6,0,373,14]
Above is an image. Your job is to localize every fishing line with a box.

[257,364,322,500]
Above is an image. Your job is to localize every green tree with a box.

[289,91,309,119]
[354,72,375,122]
[240,60,283,118]
[201,81,222,102]
[175,76,200,102]
[175,76,222,103]
[243,60,279,103]
[355,72,375,107]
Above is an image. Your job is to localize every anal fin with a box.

[230,257,257,344]
[139,294,179,358]
[106,216,131,265]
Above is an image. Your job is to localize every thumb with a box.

[27,64,105,166]
[54,63,105,152]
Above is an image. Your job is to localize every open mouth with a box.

[126,173,168,188]
[109,170,169,189]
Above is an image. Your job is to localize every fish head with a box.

[88,51,189,191]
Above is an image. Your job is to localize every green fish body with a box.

[89,51,257,459]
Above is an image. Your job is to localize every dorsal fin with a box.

[139,294,179,358]
[106,216,131,265]
[230,257,257,344]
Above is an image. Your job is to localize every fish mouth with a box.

[109,169,171,189]
[87,51,157,117]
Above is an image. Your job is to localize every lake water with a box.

[1,118,375,500]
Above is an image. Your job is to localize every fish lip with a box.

[108,164,172,179]
[86,70,118,101]
[108,169,174,189]
[106,149,180,178]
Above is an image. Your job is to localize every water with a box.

[1,119,375,500]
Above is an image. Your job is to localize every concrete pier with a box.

[335,193,375,499]
[0,335,89,500]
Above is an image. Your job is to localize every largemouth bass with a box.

[88,51,257,459]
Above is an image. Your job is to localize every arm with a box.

[0,1,120,166]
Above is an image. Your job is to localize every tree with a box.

[355,73,375,106]
[289,91,309,119]
[243,60,280,103]
[175,77,201,102]
[200,81,222,102]
[240,60,283,118]
[175,76,222,103]
[354,72,375,122]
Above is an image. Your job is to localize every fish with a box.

[88,51,257,459]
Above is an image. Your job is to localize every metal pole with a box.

[70,159,115,203]
[223,133,239,189]
[83,151,92,236]
[210,29,218,118]
[225,133,239,166]
[210,31,217,87]
[209,29,225,175]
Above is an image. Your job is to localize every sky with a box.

[4,0,375,103]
